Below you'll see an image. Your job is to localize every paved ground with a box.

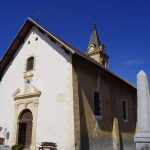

[0,145,11,150]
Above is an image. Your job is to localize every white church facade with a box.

[0,18,137,150]
[0,18,75,150]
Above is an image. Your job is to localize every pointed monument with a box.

[134,70,150,149]
[87,23,109,67]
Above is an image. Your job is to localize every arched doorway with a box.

[18,109,33,149]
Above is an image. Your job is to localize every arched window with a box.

[94,91,101,116]
[122,101,128,122]
[26,57,34,71]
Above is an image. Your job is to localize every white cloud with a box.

[124,60,144,66]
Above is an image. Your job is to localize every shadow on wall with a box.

[78,84,115,150]
[73,54,137,150]
[78,87,90,150]
[75,57,133,150]
[75,59,113,150]
[119,127,123,150]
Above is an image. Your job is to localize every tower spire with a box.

[87,23,109,67]
[88,23,102,48]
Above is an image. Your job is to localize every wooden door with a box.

[18,109,33,148]
[25,122,32,148]
[18,123,27,145]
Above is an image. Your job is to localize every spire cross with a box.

[36,9,41,23]
[93,17,96,25]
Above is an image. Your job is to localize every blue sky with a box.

[0,0,150,85]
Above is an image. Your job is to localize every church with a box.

[0,18,137,150]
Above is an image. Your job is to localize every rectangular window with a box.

[94,91,101,116]
[122,101,128,121]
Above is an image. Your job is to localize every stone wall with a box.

[72,54,137,150]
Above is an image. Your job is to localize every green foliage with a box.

[12,145,19,150]
[12,144,24,150]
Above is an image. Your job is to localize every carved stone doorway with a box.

[18,109,33,149]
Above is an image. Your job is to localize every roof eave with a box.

[0,19,33,75]
[0,18,136,90]
[0,18,76,80]
[27,18,75,54]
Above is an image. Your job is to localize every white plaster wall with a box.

[0,27,75,150]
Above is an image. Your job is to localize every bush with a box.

[12,144,24,150]
[12,145,19,150]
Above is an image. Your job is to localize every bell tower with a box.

[87,23,109,67]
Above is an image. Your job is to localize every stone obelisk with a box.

[134,70,150,150]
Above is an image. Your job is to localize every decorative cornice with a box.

[13,86,41,100]
[32,86,41,93]
[14,92,41,100]
[12,89,21,98]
